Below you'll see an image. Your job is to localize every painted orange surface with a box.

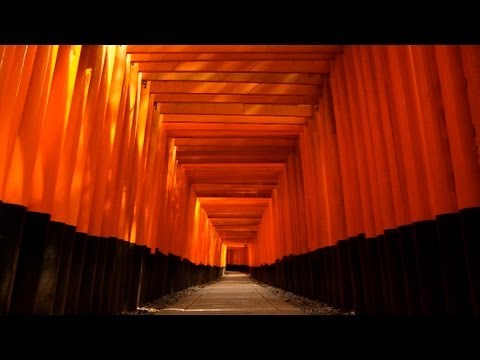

[0,45,479,268]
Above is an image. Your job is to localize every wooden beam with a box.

[181,163,285,168]
[177,151,290,163]
[150,81,321,96]
[215,225,259,231]
[165,130,300,137]
[161,114,306,125]
[206,212,265,217]
[164,123,304,132]
[196,192,272,198]
[223,242,253,247]
[174,138,298,146]
[154,94,317,105]
[209,218,262,225]
[176,145,297,152]
[190,178,278,185]
[221,238,255,243]
[157,103,312,117]
[138,61,329,73]
[131,53,335,62]
[144,72,324,85]
[127,45,343,53]
[207,214,262,218]
[191,184,278,190]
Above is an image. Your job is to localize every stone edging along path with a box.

[124,274,354,315]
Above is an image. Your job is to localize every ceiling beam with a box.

[154,94,317,105]
[157,103,312,117]
[176,145,297,152]
[131,53,335,62]
[150,81,321,96]
[162,114,306,125]
[127,45,343,53]
[138,61,329,74]
[144,72,324,85]
[174,138,297,146]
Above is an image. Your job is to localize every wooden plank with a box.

[209,218,262,225]
[181,163,285,169]
[150,81,321,96]
[174,138,297,146]
[131,53,335,62]
[206,211,265,215]
[127,45,343,53]
[176,145,297,152]
[189,178,279,184]
[200,198,270,205]
[217,229,258,233]
[154,94,317,105]
[192,184,278,191]
[162,114,306,125]
[157,103,312,117]
[207,214,262,218]
[223,242,253,247]
[177,150,293,157]
[144,72,324,85]
[163,122,304,132]
[178,157,289,164]
[165,130,300,137]
[138,61,329,73]
[188,173,281,180]
[195,192,272,198]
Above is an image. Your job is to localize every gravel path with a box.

[124,272,354,315]
[122,281,217,315]
[251,279,355,315]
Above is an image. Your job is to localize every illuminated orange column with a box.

[305,118,322,248]
[330,56,366,237]
[101,53,132,237]
[390,46,436,220]
[460,46,480,166]
[4,46,59,206]
[313,110,334,246]
[67,46,106,228]
[299,129,319,251]
[123,74,151,243]
[144,110,167,250]
[308,112,331,248]
[51,47,93,224]
[370,46,409,227]
[28,45,82,216]
[435,46,480,209]
[382,45,432,223]
[87,46,127,238]
[318,79,347,244]
[406,45,458,215]
[353,46,395,232]
[0,46,37,200]
[341,52,376,237]
[293,152,309,253]
[130,79,153,244]
[330,61,359,238]
[344,48,382,238]
[75,46,114,234]
[269,190,279,262]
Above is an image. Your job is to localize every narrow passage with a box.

[156,272,305,315]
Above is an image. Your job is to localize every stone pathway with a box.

[127,271,353,315]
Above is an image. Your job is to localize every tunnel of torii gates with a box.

[0,45,479,316]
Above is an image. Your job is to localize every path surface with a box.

[155,272,305,315]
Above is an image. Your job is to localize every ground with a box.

[126,271,353,315]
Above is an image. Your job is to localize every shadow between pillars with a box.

[0,201,225,315]
[251,207,480,317]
